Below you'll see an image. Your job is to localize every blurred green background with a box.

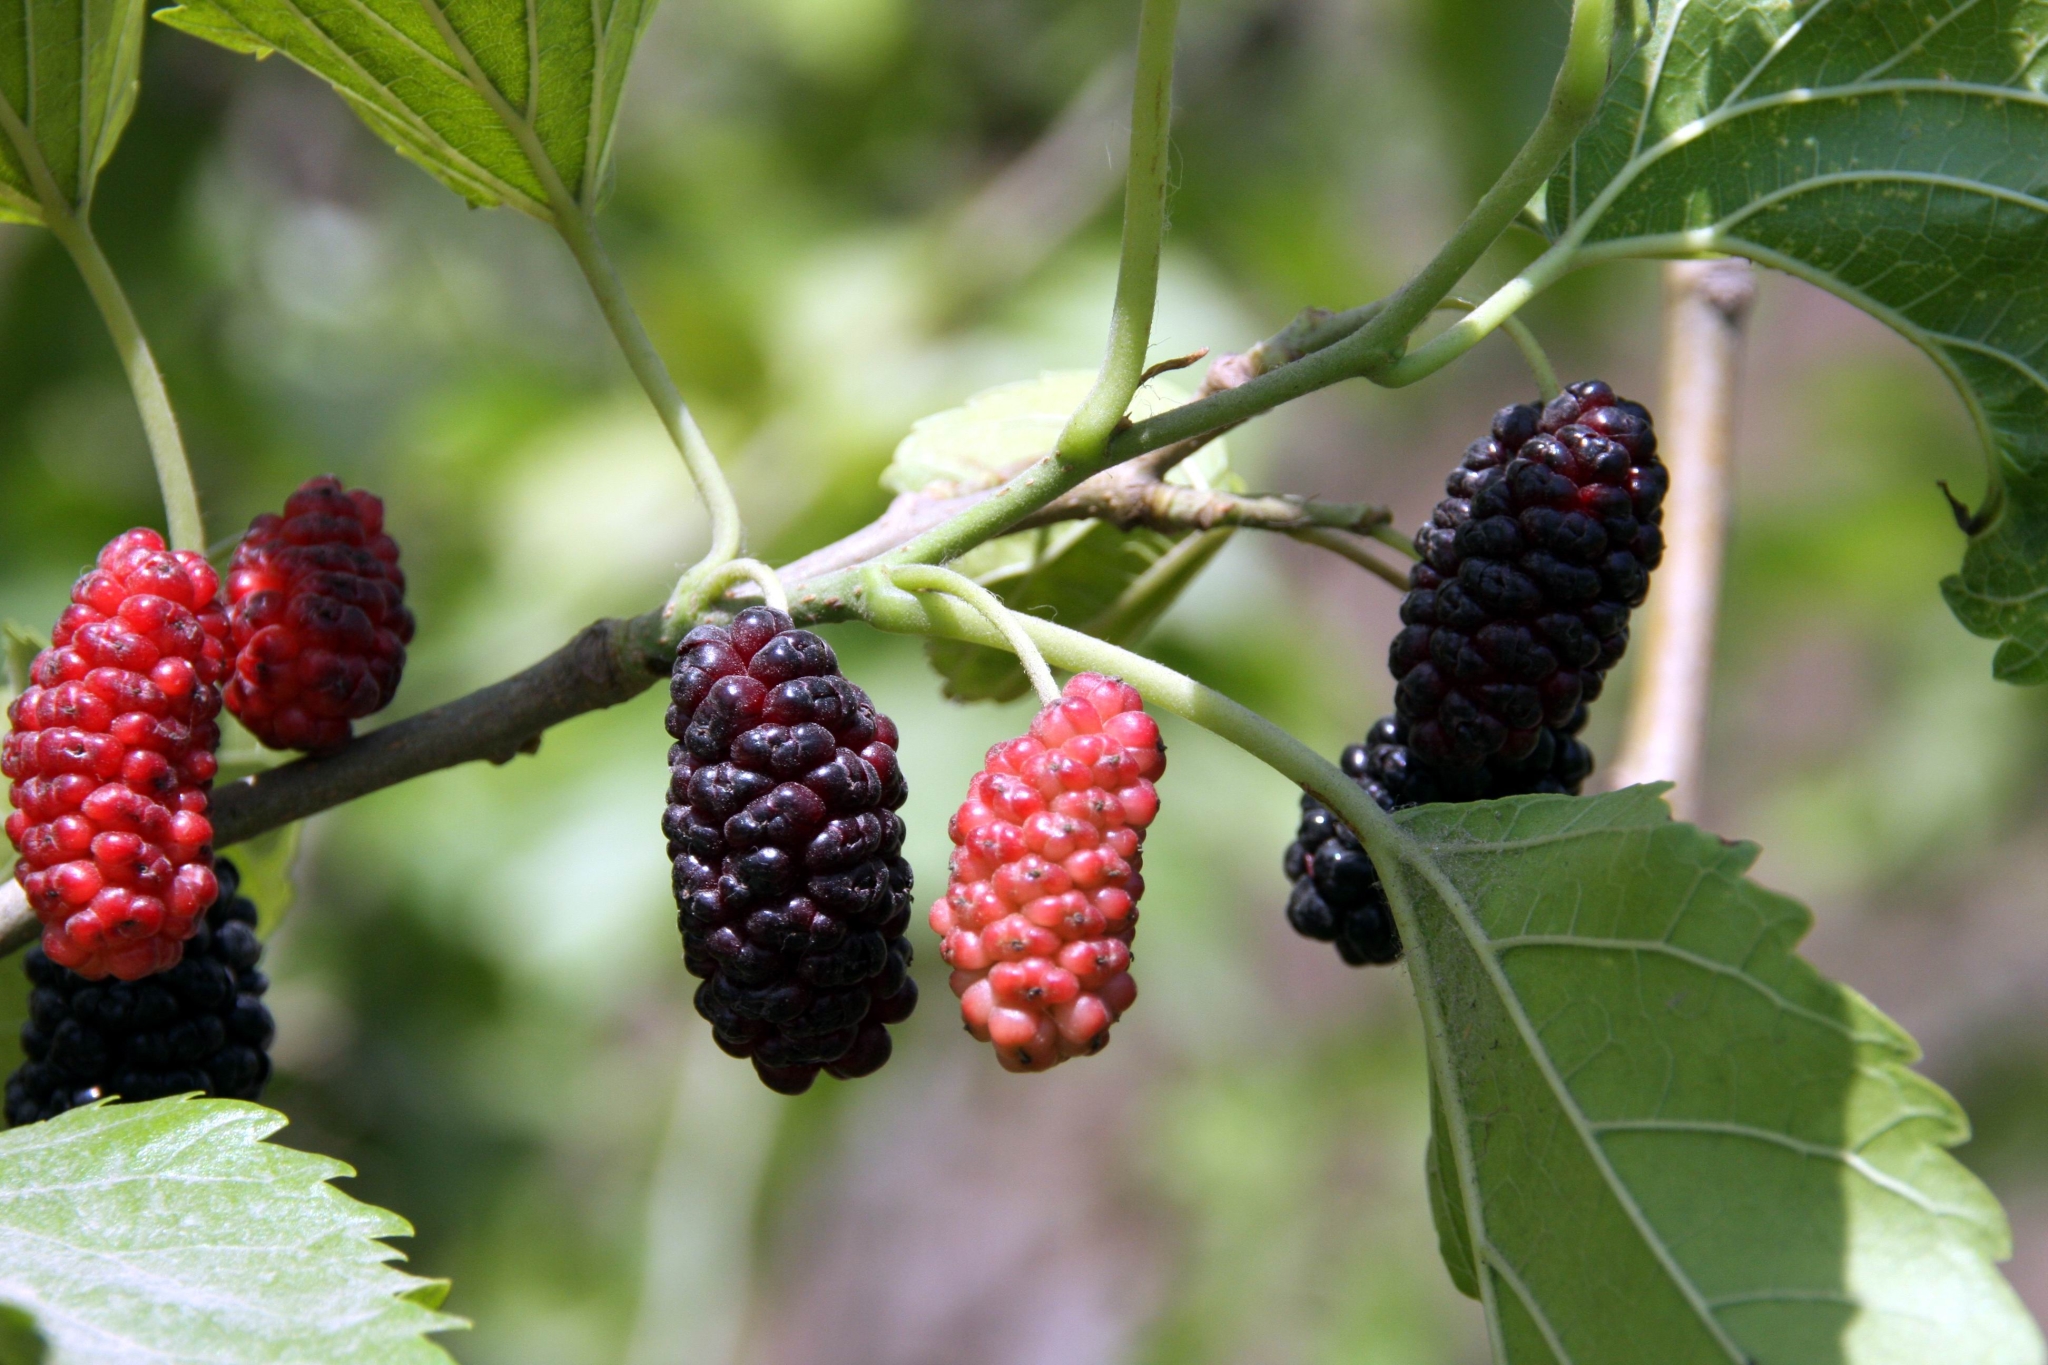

[3,1,2045,1361]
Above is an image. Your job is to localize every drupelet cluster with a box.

[4,530,229,980]
[1286,381,1665,965]
[5,856,274,1127]
[224,476,414,753]
[933,673,1163,1071]
[664,607,919,1094]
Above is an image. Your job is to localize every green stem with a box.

[53,217,206,552]
[1288,528,1410,589]
[1105,0,1615,457]
[669,557,788,621]
[0,89,205,552]
[1368,521,1421,560]
[1054,0,1183,465]
[881,565,1060,704]
[1347,0,1612,376]
[839,0,1609,579]
[551,200,744,583]
[411,0,746,610]
[1437,296,1561,400]
[884,454,1088,568]
[1375,240,1581,389]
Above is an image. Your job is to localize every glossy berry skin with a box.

[1286,381,1660,967]
[933,673,1164,1072]
[665,607,917,1095]
[4,856,273,1127]
[225,476,414,753]
[1394,380,1663,772]
[4,530,229,981]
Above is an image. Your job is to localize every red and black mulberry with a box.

[6,855,274,1126]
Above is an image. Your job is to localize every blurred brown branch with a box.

[1605,258,1755,815]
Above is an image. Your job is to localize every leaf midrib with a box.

[412,0,575,217]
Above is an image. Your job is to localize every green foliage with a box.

[1548,0,2048,683]
[0,1307,44,1365]
[223,819,303,939]
[154,0,657,219]
[0,0,144,224]
[1384,787,2044,1365]
[887,371,1232,700]
[0,1098,462,1363]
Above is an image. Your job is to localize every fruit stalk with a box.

[884,565,1061,705]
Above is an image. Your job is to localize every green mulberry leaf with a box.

[889,372,1234,702]
[154,0,657,218]
[0,0,146,225]
[1547,0,2048,682]
[1383,787,2041,1364]
[0,1098,463,1363]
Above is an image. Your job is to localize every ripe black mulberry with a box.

[1286,381,1663,965]
[665,607,918,1094]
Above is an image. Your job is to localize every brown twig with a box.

[1,617,671,958]
[1022,465,1390,536]
[1604,258,1755,816]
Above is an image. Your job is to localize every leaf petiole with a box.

[406,0,748,624]
[0,104,206,552]
[551,197,748,599]
[1054,0,1183,466]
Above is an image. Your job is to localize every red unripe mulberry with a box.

[933,672,1164,1071]
[3,530,229,980]
[225,476,413,753]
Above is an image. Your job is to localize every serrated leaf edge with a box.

[1376,787,2017,1362]
[0,1097,465,1357]
[0,0,149,224]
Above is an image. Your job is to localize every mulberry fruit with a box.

[4,529,230,980]
[5,855,274,1126]
[1286,381,1662,965]
[933,673,1163,1071]
[664,606,917,1095]
[225,476,413,753]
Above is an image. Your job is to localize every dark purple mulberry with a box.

[1287,381,1661,966]
[5,855,274,1126]
[666,607,917,1094]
